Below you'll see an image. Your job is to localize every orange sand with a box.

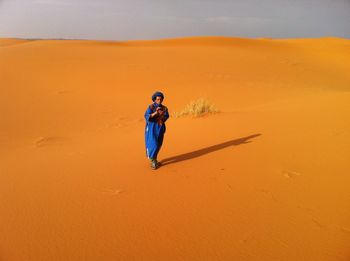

[0,36,350,260]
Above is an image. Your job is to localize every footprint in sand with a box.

[282,169,301,178]
[34,136,66,147]
[282,59,299,66]
[239,233,255,244]
[311,217,327,229]
[256,188,279,202]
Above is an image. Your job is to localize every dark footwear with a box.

[154,159,161,168]
[151,162,157,170]
[150,158,157,170]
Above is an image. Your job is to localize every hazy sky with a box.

[0,0,349,40]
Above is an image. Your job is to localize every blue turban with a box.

[151,91,164,102]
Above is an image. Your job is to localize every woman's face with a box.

[155,96,162,104]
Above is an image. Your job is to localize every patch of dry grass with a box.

[173,97,220,118]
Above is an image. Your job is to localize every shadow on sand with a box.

[160,133,262,166]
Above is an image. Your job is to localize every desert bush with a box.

[173,97,219,118]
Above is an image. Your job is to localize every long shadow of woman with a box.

[160,133,262,166]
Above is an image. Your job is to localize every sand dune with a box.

[1,36,350,260]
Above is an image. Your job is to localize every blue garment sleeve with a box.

[144,106,153,122]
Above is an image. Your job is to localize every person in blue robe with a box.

[144,91,169,169]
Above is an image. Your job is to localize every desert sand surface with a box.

[1,36,350,260]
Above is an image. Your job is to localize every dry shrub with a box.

[173,97,219,118]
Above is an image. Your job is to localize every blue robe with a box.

[144,102,169,159]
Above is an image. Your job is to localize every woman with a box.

[144,91,169,170]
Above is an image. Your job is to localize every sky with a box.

[0,0,349,40]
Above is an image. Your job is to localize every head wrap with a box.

[151,91,164,102]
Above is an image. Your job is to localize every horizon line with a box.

[0,35,349,42]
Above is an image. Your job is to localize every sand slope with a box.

[0,36,350,260]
